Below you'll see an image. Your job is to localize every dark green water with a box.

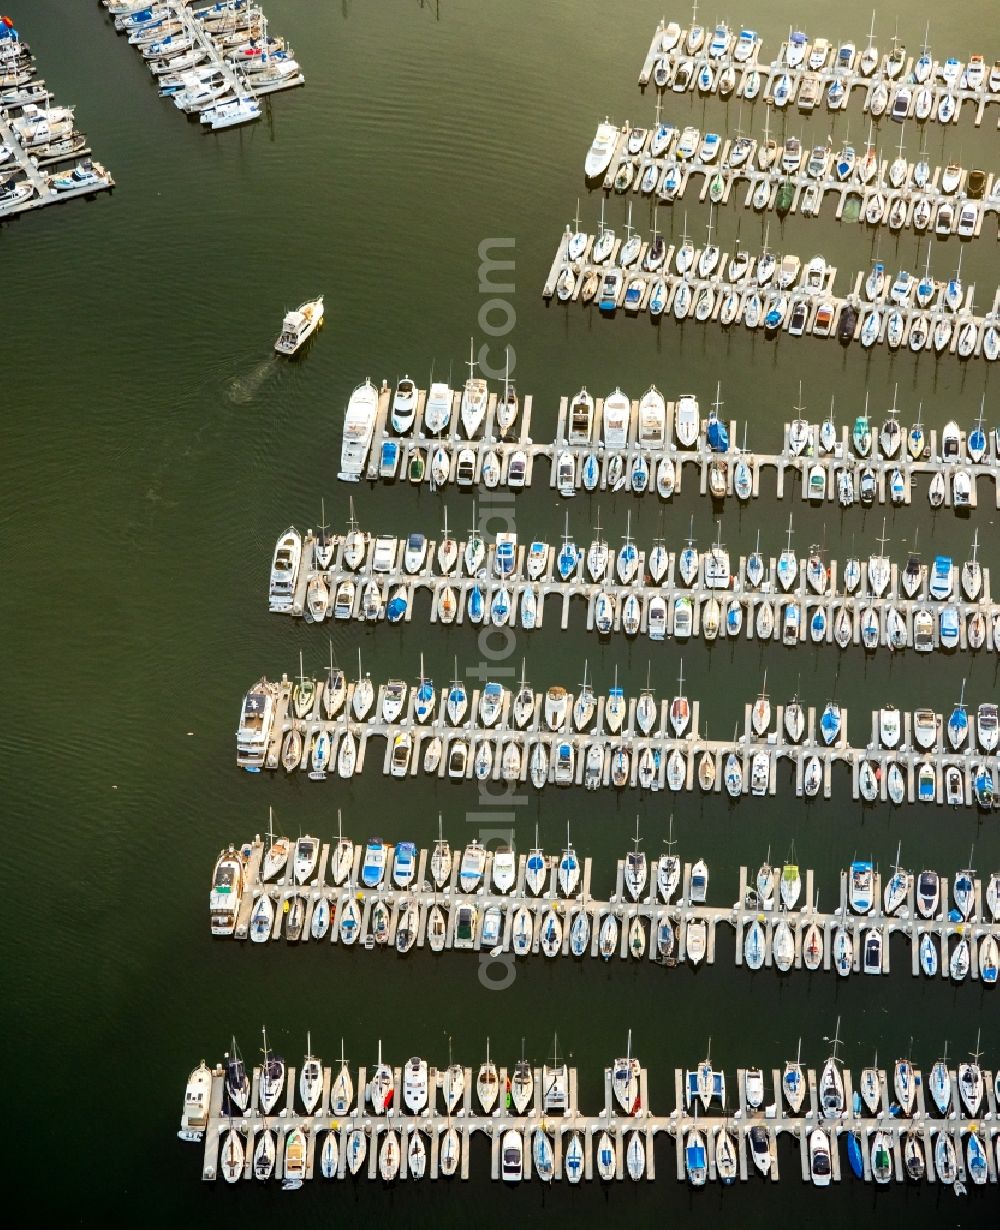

[6,1,999,1223]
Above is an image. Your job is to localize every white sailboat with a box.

[613,1029,641,1114]
[477,1039,499,1113]
[460,339,488,438]
[299,1031,322,1114]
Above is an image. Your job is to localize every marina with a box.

[236,667,1000,808]
[212,830,1000,986]
[636,15,1000,130]
[0,16,114,220]
[11,1,1000,1220]
[270,516,1000,657]
[182,1033,1000,1187]
[543,228,1000,361]
[583,116,999,239]
[102,0,304,130]
[338,380,1000,507]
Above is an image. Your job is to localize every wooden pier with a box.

[585,119,998,240]
[239,668,1000,810]
[278,521,1000,657]
[341,384,1000,510]
[184,1044,1000,1186]
[0,25,113,221]
[636,19,1000,130]
[217,835,1000,987]
[543,228,1000,363]
[102,0,305,124]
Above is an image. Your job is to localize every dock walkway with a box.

[342,385,1000,510]
[242,671,1000,810]
[543,230,1000,364]
[220,837,1000,987]
[280,519,999,657]
[187,1051,1000,1186]
[637,19,1000,131]
[0,28,113,221]
[589,121,998,240]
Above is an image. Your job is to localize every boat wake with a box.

[226,358,275,405]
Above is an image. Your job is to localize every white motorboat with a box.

[492,843,516,894]
[423,380,453,435]
[268,526,302,612]
[179,1059,212,1140]
[585,119,618,179]
[201,93,261,130]
[401,1055,428,1114]
[274,296,323,356]
[501,1129,523,1182]
[459,840,486,892]
[675,394,700,446]
[810,1129,832,1186]
[339,379,379,481]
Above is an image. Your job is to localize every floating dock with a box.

[102,0,304,125]
[586,119,998,239]
[277,524,1000,657]
[216,835,1000,986]
[543,229,1000,363]
[0,22,113,220]
[238,671,1000,809]
[637,19,1000,130]
[184,1044,1000,1187]
[359,379,539,486]
[340,384,1000,510]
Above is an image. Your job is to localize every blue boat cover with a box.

[847,1132,863,1178]
[706,416,729,451]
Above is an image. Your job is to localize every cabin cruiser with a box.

[339,379,379,481]
[236,681,276,770]
[585,120,618,180]
[419,380,452,435]
[638,386,665,446]
[269,527,301,611]
[602,388,629,448]
[675,394,700,447]
[209,848,244,936]
[274,296,323,356]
